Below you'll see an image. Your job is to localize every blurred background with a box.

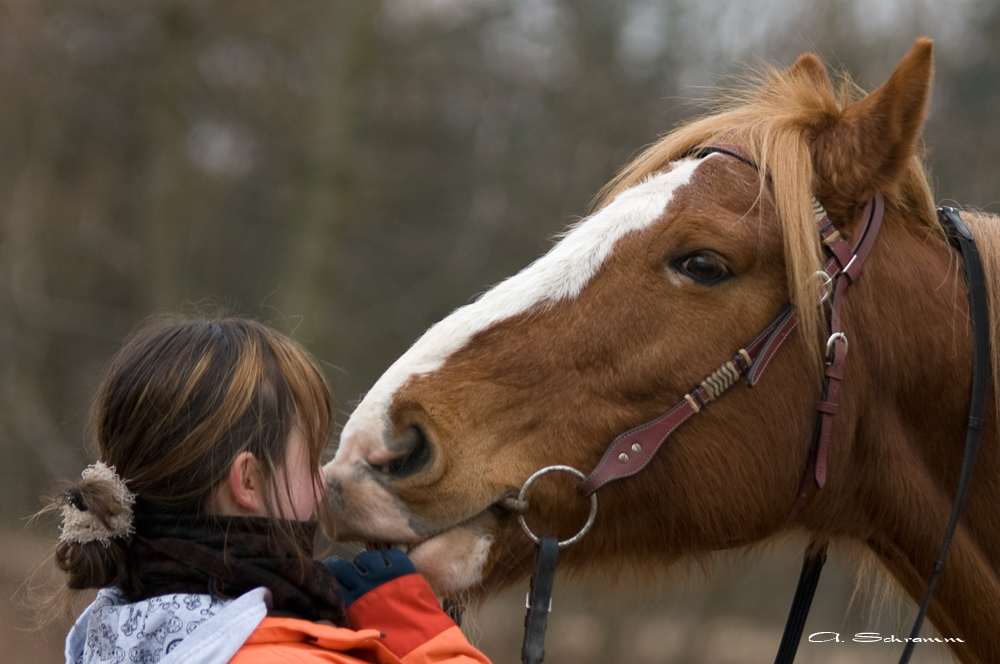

[1,0,996,662]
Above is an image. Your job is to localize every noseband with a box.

[519,147,989,664]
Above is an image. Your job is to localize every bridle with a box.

[518,147,990,664]
[579,146,884,503]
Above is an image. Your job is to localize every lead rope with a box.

[522,537,559,664]
[776,208,988,664]
[897,208,989,663]
[773,542,828,664]
[523,148,982,663]
[517,466,599,664]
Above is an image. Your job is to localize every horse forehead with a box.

[362,156,710,408]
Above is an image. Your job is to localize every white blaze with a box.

[331,157,703,459]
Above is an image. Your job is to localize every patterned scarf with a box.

[129,512,347,627]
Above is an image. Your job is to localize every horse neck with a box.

[830,217,1000,663]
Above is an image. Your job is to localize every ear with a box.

[787,52,835,93]
[810,38,933,220]
[226,451,266,515]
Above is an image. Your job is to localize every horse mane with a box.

[593,57,1000,651]
[594,60,940,373]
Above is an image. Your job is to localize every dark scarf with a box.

[129,512,347,627]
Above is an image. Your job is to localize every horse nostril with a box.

[382,424,433,479]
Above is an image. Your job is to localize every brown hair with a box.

[50,315,335,595]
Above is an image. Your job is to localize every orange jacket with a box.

[229,574,491,664]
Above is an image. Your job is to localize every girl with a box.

[50,316,490,664]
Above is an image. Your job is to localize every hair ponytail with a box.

[52,462,136,592]
[38,315,336,612]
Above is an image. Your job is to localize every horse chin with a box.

[328,480,502,592]
[366,509,501,595]
[407,520,496,594]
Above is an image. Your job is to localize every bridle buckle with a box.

[814,270,834,303]
[826,332,848,357]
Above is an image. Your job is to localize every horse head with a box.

[326,39,1000,662]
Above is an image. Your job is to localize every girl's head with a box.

[54,315,335,591]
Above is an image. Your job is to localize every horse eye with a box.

[673,253,730,284]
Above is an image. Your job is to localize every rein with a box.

[516,150,989,664]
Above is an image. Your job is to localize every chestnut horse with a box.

[325,39,1000,663]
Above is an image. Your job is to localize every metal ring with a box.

[826,332,848,356]
[814,270,833,303]
[516,465,598,548]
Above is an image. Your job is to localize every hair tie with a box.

[59,461,136,547]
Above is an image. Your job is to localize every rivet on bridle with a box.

[618,453,629,463]
[631,443,642,453]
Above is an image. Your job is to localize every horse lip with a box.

[338,485,515,547]
[373,496,514,554]
[406,506,501,556]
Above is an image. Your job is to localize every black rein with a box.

[776,206,989,664]
[518,151,989,664]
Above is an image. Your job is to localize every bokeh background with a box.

[1,0,997,662]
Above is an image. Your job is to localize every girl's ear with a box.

[225,451,266,515]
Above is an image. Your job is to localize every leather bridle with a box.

[579,146,885,510]
[519,147,989,664]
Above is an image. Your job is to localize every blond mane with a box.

[595,62,940,372]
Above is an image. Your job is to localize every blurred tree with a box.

[144,4,196,312]
[0,0,993,530]
[277,2,380,359]
[1,1,997,662]
[925,0,1000,210]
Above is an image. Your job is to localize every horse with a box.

[324,39,1000,664]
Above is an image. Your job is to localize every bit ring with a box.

[517,465,598,548]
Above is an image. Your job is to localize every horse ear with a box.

[788,52,834,93]
[810,38,933,220]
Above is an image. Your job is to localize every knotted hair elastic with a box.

[59,461,136,547]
